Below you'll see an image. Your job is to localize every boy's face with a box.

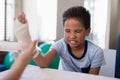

[64,18,90,48]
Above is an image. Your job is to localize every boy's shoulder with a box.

[87,40,102,51]
[86,40,104,59]
[52,38,66,46]
[56,38,66,44]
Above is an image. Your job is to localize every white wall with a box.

[23,0,38,40]
[56,0,84,40]
[15,0,23,17]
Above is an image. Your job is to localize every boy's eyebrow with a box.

[64,29,70,31]
[64,28,83,31]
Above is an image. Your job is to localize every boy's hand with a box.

[17,12,27,24]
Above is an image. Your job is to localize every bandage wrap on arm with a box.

[14,19,32,50]
[14,19,40,58]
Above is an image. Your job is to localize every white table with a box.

[0,65,119,80]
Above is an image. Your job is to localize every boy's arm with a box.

[2,40,37,80]
[89,67,100,75]
[33,48,58,68]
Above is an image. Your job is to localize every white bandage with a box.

[14,19,32,50]
[14,19,40,59]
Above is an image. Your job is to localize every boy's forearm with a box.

[89,67,100,75]
[33,54,48,68]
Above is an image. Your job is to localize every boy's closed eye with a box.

[64,29,82,33]
[75,29,82,33]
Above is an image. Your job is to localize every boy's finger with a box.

[25,18,28,23]
[18,14,22,22]
[21,12,26,24]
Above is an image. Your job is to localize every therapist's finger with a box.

[14,54,17,61]
[25,40,38,55]
[14,50,22,61]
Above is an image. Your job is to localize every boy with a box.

[14,6,105,75]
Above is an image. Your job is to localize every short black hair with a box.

[63,6,90,29]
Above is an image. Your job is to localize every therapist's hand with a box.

[14,40,37,63]
[2,40,37,80]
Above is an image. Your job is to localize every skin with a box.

[2,40,37,80]
[16,12,100,75]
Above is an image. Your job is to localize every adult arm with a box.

[2,40,37,80]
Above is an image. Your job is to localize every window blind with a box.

[0,0,15,41]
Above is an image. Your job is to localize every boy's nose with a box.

[70,33,76,38]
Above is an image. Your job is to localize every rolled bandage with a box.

[14,19,40,59]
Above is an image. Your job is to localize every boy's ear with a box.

[86,28,91,36]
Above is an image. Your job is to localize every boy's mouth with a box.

[69,40,77,45]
